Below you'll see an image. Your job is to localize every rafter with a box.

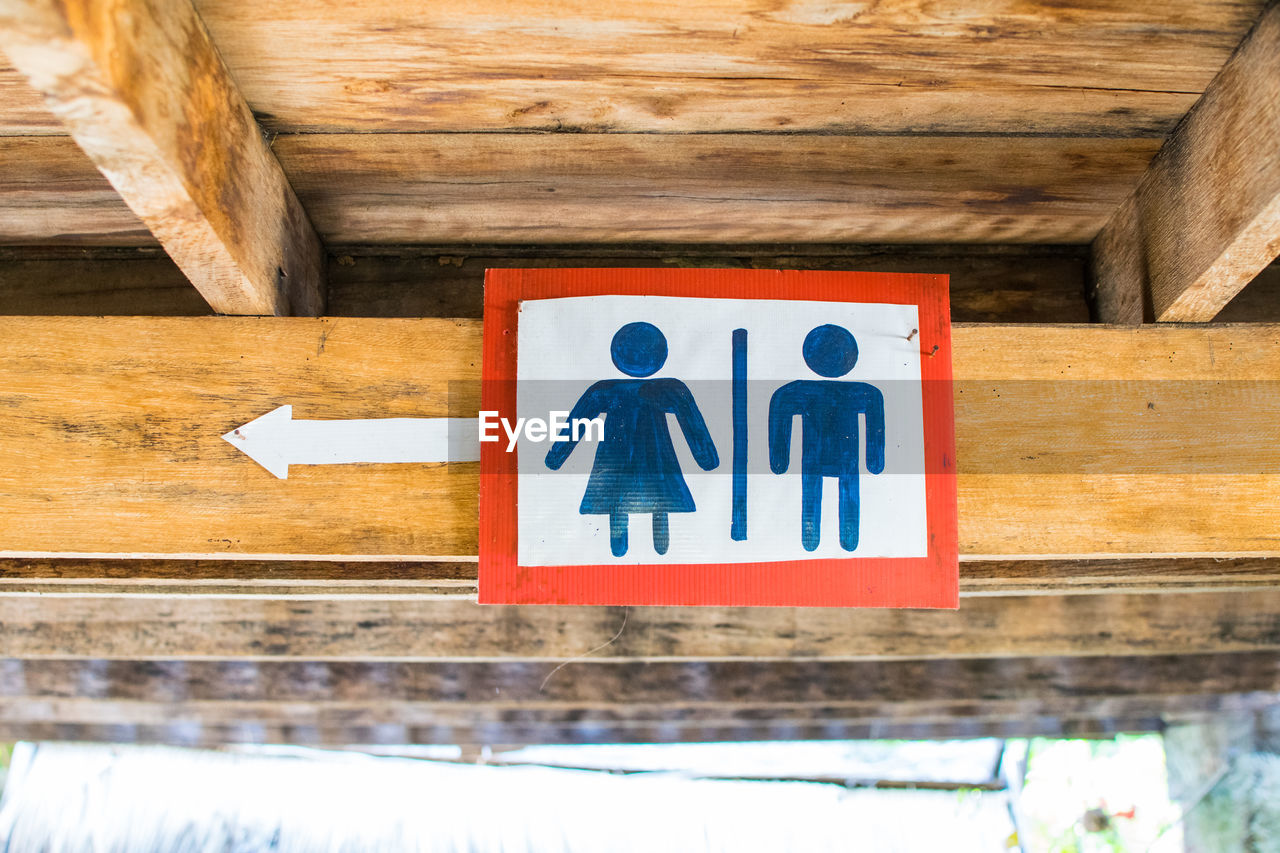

[0,0,325,314]
[1092,3,1280,322]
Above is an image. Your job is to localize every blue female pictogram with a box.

[545,322,719,557]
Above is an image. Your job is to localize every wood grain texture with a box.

[0,248,211,315]
[277,134,1159,245]
[0,246,1089,322]
[6,654,1274,705]
[0,0,325,314]
[1088,191,1146,323]
[2,557,1278,597]
[1,319,1280,558]
[0,60,59,133]
[960,557,1280,595]
[953,323,1280,556]
[0,696,1265,733]
[3,651,1273,743]
[1,134,1157,247]
[0,590,1276,660]
[0,717,1171,746]
[1216,260,1280,322]
[0,137,153,245]
[1091,3,1280,322]
[323,248,1090,323]
[0,317,480,558]
[182,0,1261,136]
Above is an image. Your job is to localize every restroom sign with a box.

[479,268,957,608]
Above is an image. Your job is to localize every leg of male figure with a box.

[838,474,859,551]
[801,474,823,551]
[652,511,669,555]
[609,512,629,557]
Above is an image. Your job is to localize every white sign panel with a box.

[513,295,928,566]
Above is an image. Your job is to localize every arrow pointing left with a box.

[223,405,480,479]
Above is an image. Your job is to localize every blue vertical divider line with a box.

[731,328,748,540]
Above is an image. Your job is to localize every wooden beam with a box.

[0,0,325,314]
[165,0,1259,136]
[0,137,152,246]
[7,654,1274,705]
[0,318,1279,559]
[0,60,58,132]
[1091,4,1280,322]
[1215,259,1280,322]
[0,245,1089,322]
[2,653,1270,744]
[5,695,1268,731]
[1,134,1158,246]
[0,245,1090,323]
[959,557,1280,596]
[0,249,210,315]
[0,716,1173,746]
[2,557,1279,597]
[0,590,1276,660]
[276,134,1156,245]
[323,248,1092,323]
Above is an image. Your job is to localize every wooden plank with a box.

[185,0,1260,136]
[0,655,1264,732]
[1216,260,1280,322]
[0,590,1276,660]
[1089,192,1147,323]
[0,248,210,315]
[0,559,479,597]
[0,246,1089,323]
[0,656,1269,739]
[7,653,1274,705]
[276,134,1158,245]
[323,248,1090,324]
[1091,4,1280,322]
[0,0,325,315]
[0,137,153,246]
[0,61,60,133]
[0,695,1267,731]
[2,319,1280,559]
[960,557,1280,595]
[0,716,1172,746]
[0,317,480,558]
[1,134,1157,246]
[6,651,1272,746]
[2,557,1279,597]
[7,4,1263,141]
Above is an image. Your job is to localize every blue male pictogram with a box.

[768,324,886,552]
[545,322,719,558]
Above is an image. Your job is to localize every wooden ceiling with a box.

[6,1,1262,136]
[0,0,1268,246]
[0,0,1278,759]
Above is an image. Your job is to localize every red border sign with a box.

[479,268,957,608]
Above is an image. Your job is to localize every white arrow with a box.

[222,405,479,479]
